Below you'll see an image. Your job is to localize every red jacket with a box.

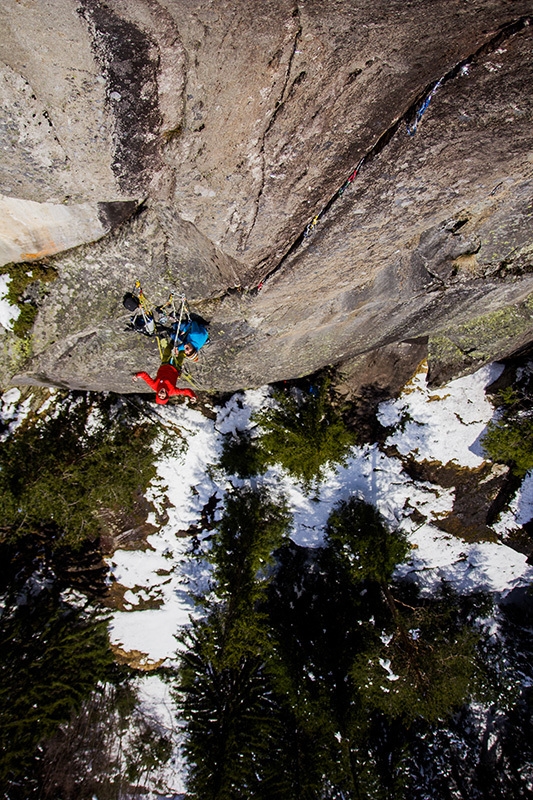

[136,364,197,404]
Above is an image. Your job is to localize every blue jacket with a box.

[176,319,209,351]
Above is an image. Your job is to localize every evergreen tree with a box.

[350,595,479,726]
[177,484,531,799]
[0,585,114,789]
[252,377,356,490]
[482,385,533,476]
[209,486,291,607]
[219,429,266,479]
[264,542,371,799]
[264,540,410,799]
[179,611,280,800]
[0,392,159,548]
[326,497,409,584]
[326,499,479,726]
[178,487,291,800]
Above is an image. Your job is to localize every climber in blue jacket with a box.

[172,318,209,362]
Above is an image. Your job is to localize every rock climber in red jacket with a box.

[132,362,197,405]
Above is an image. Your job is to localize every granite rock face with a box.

[1,0,532,394]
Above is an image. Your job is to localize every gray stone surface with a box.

[1,1,532,395]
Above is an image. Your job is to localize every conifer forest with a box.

[1,365,533,799]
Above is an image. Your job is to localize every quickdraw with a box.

[304,215,320,238]
[406,78,443,136]
[125,282,208,372]
[303,156,365,242]
[337,157,365,198]
[125,282,188,353]
[257,155,366,289]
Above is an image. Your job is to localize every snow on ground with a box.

[105,363,533,787]
[0,273,20,330]
[377,361,504,467]
[0,387,22,423]
[0,386,58,439]
[493,469,533,536]
[136,674,187,797]
[107,363,533,667]
[259,446,455,548]
[214,386,271,436]
[108,402,222,664]
[108,390,276,664]
[0,387,32,438]
[396,526,532,597]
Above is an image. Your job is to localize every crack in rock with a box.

[251,15,532,293]
[241,2,303,251]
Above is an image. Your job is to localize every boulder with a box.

[0,0,532,393]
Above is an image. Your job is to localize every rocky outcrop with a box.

[0,195,137,266]
[1,1,532,394]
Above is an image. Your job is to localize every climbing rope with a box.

[339,157,365,197]
[172,293,187,357]
[127,282,185,360]
[127,282,207,380]
[124,281,154,336]
[134,280,153,315]
[180,367,202,391]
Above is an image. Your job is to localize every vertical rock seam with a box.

[78,0,162,195]
[252,15,533,292]
[241,2,303,252]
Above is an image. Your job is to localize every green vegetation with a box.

[326,497,409,584]
[0,393,160,548]
[482,387,533,477]
[326,499,477,726]
[254,378,355,488]
[220,376,356,490]
[219,429,265,479]
[179,611,278,800]
[351,598,479,725]
[0,583,114,789]
[0,576,174,798]
[38,681,173,800]
[178,487,291,799]
[0,261,57,339]
[178,494,484,799]
[0,387,174,798]
[209,486,290,609]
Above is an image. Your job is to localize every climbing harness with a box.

[124,281,209,372]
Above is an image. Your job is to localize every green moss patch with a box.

[429,292,533,381]
[0,261,57,339]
